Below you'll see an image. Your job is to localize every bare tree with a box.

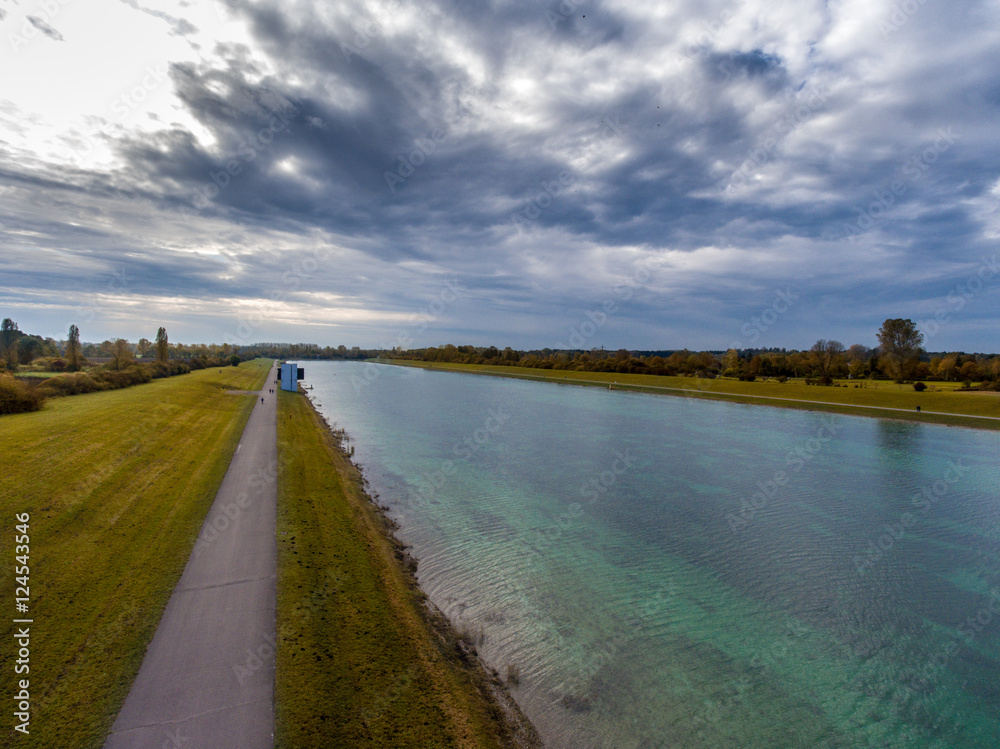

[810,339,845,379]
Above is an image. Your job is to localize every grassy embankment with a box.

[0,359,270,749]
[276,388,540,748]
[382,360,1000,429]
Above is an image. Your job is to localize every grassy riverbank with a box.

[0,359,271,748]
[380,360,1000,430]
[275,388,540,748]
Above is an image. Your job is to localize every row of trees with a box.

[3,316,996,386]
[210,319,997,385]
[1,319,250,376]
[0,319,253,415]
[383,320,999,385]
[0,320,175,373]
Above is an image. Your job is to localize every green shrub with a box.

[125,364,152,384]
[96,370,133,389]
[913,381,927,392]
[34,361,190,400]
[38,373,107,397]
[0,373,45,414]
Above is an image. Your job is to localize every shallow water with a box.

[298,361,1000,748]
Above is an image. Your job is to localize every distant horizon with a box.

[55,338,1000,359]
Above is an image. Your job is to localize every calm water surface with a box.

[296,361,1000,748]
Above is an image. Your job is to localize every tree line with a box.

[0,320,248,415]
[384,319,1000,386]
[211,320,1000,386]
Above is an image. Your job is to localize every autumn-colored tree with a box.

[108,339,133,371]
[877,319,923,381]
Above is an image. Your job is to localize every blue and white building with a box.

[280,362,303,392]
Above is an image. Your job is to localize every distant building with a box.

[280,362,304,392]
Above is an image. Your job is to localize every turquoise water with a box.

[298,361,1000,748]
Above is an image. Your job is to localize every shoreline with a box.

[285,388,543,747]
[378,359,1000,431]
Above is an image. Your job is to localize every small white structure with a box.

[280,362,303,392]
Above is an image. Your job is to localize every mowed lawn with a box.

[0,359,270,749]
[276,389,538,748]
[385,360,1000,428]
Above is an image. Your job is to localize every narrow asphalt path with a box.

[106,363,279,749]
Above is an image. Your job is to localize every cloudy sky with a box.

[2,0,998,351]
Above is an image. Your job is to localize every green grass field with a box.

[275,389,540,748]
[382,360,1000,429]
[0,360,270,748]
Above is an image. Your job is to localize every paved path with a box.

[106,363,279,749]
